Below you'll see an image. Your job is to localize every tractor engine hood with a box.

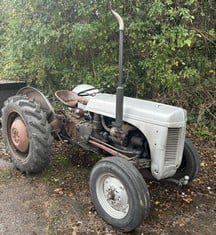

[86,93,186,127]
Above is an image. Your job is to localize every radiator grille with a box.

[164,128,181,166]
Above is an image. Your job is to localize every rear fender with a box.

[17,86,55,122]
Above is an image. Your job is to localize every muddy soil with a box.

[0,130,215,235]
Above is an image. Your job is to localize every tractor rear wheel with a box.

[89,156,150,232]
[1,95,53,173]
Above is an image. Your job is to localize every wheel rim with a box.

[96,173,129,219]
[10,117,29,153]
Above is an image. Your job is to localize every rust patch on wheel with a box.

[10,117,29,153]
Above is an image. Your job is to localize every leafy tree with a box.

[0,0,215,134]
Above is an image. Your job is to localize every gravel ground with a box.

[0,130,215,235]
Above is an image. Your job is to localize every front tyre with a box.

[1,95,53,173]
[173,138,200,181]
[89,157,150,232]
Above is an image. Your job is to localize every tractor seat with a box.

[55,90,88,107]
[55,90,78,107]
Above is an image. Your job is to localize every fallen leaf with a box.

[182,197,193,203]
[154,200,160,206]
[68,192,74,197]
[201,161,208,167]
[72,225,79,232]
[179,222,185,227]
[52,177,59,182]
[54,188,63,194]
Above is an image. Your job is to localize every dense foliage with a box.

[0,0,215,136]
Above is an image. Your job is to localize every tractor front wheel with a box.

[89,157,150,232]
[1,95,53,173]
[173,138,200,182]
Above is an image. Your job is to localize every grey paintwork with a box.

[85,93,186,180]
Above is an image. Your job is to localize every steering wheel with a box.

[77,87,100,96]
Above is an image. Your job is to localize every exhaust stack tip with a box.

[111,9,124,31]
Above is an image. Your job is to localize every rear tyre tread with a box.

[1,95,53,173]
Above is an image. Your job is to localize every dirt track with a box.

[0,130,215,235]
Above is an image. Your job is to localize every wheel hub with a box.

[103,176,129,214]
[11,117,29,152]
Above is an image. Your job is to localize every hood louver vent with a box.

[164,128,181,166]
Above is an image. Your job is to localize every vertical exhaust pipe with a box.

[111,9,124,128]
